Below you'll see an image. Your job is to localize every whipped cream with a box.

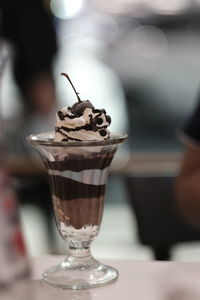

[55,102,111,142]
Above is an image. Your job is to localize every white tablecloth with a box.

[3,255,200,300]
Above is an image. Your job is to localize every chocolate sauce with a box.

[46,156,113,172]
[49,176,105,201]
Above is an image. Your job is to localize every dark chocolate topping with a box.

[106,115,111,124]
[58,110,78,121]
[58,124,93,132]
[96,117,104,125]
[58,111,65,121]
[71,100,94,116]
[99,129,107,137]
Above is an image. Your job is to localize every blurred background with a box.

[1,0,200,261]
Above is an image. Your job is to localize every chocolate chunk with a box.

[96,117,103,125]
[58,110,65,121]
[106,115,111,124]
[99,129,107,137]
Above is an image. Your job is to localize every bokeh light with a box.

[58,13,118,49]
[84,14,119,45]
[90,0,135,14]
[133,25,167,58]
[121,25,168,59]
[50,0,84,19]
[146,0,190,15]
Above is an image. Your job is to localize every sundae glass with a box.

[27,74,127,290]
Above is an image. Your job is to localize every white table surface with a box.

[4,255,200,300]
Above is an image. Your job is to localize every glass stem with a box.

[63,245,98,269]
[68,246,92,259]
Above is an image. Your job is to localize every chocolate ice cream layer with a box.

[53,195,104,229]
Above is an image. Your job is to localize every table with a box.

[8,151,181,176]
[4,255,200,300]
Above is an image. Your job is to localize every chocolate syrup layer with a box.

[46,155,113,172]
[49,176,105,200]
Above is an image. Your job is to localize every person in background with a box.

[0,0,57,116]
[0,0,58,254]
[175,99,200,227]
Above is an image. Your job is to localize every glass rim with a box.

[26,131,128,147]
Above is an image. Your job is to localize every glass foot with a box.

[42,257,118,290]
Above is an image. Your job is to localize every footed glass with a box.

[27,132,127,290]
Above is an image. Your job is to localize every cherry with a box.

[61,73,94,116]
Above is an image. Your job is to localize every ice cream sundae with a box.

[26,73,127,289]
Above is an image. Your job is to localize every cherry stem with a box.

[61,73,81,103]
